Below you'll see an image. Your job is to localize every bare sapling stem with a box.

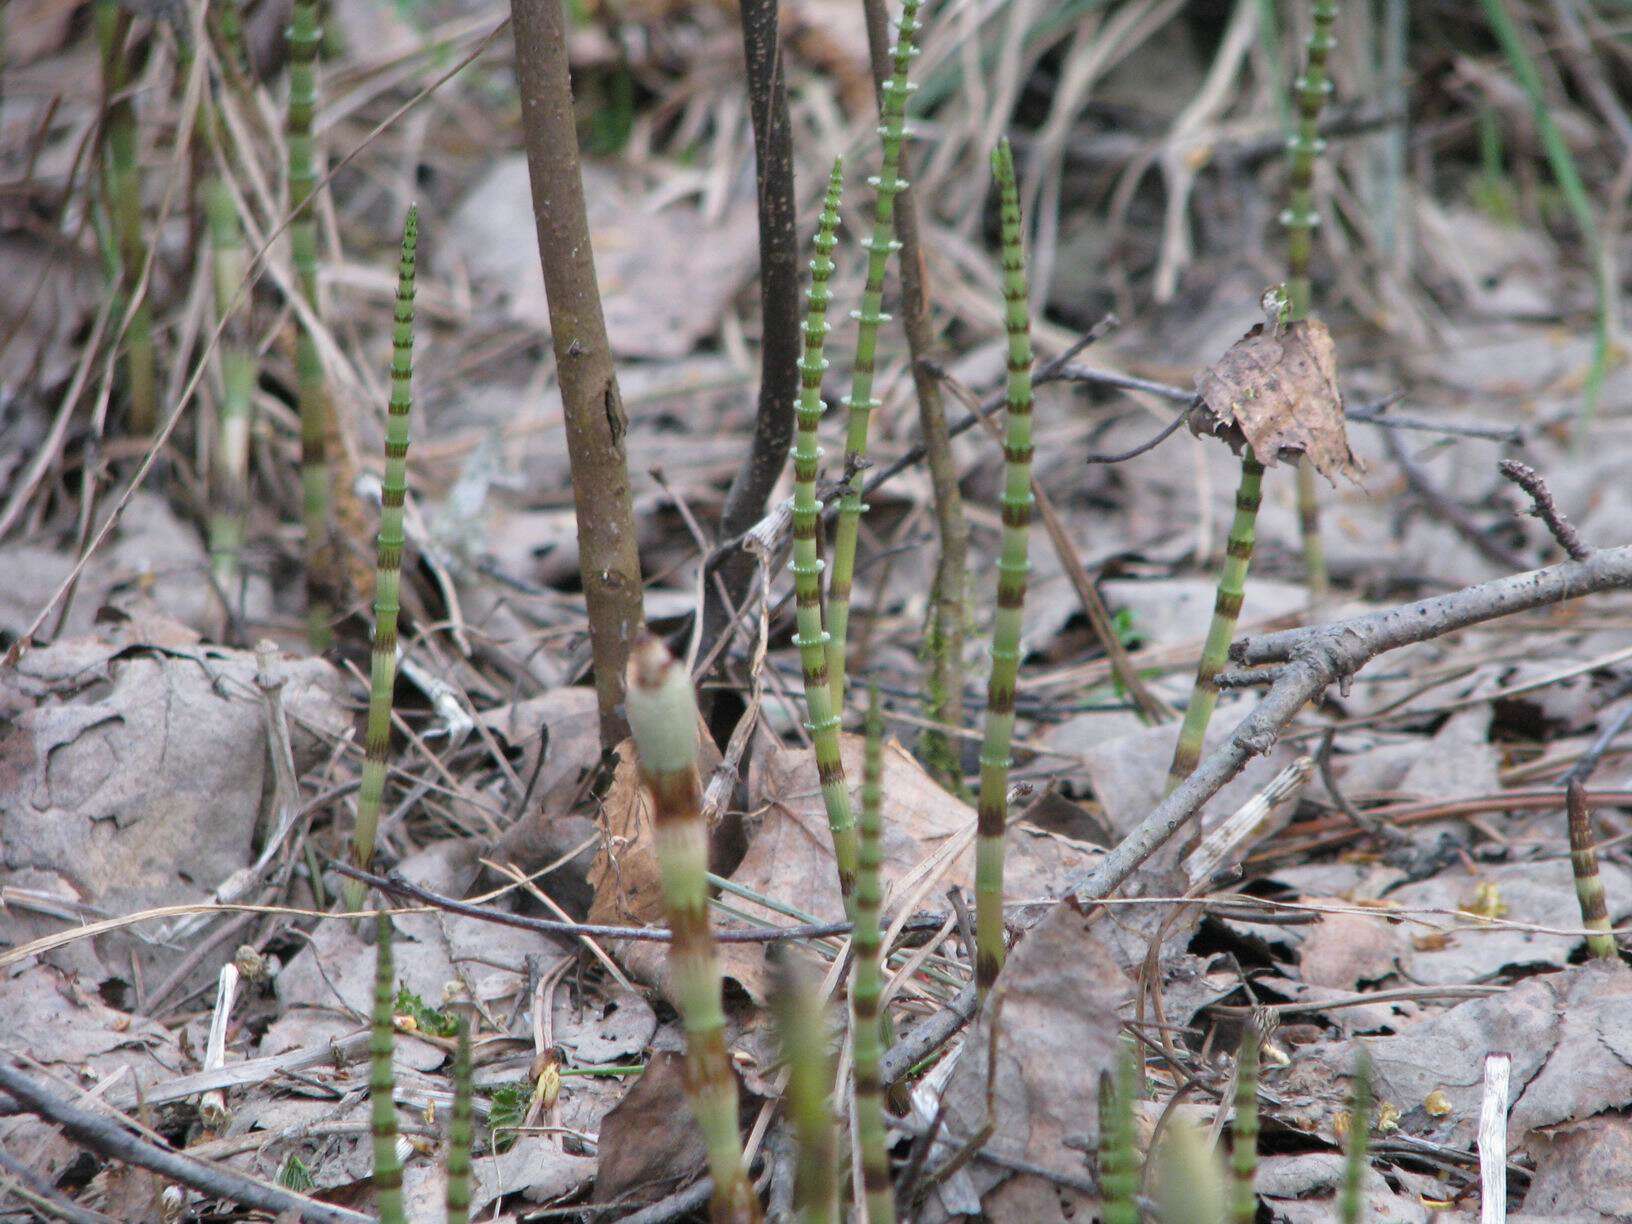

[972,139,1036,997]
[345,206,417,913]
[96,0,157,437]
[286,0,334,649]
[625,634,761,1222]
[770,958,838,1224]
[826,0,923,713]
[852,688,893,1222]
[510,0,646,750]
[1566,779,1618,959]
[791,161,861,913]
[371,914,407,1224]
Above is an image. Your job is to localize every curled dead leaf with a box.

[1189,317,1362,485]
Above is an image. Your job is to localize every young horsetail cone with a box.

[972,138,1037,996]
[1567,779,1618,960]
[625,633,761,1223]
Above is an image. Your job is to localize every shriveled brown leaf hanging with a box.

[1189,317,1363,485]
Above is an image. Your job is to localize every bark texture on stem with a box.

[511,0,645,749]
[706,0,801,662]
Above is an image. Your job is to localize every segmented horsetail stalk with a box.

[852,687,893,1223]
[625,634,761,1222]
[1097,1044,1139,1224]
[791,160,860,914]
[344,206,417,913]
[1166,451,1264,795]
[826,0,923,712]
[286,0,332,649]
[1229,1020,1263,1224]
[95,0,156,436]
[371,914,407,1224]
[1339,1050,1372,1224]
[1285,0,1338,599]
[1567,780,1618,960]
[206,176,255,595]
[769,958,838,1224]
[972,139,1035,997]
[1155,1118,1228,1224]
[445,1020,474,1224]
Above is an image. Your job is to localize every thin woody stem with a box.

[973,139,1035,996]
[625,635,760,1222]
[345,206,417,912]
[826,0,923,713]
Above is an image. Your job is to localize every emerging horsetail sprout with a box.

[625,634,761,1222]
[371,914,407,1224]
[791,160,860,914]
[972,139,1036,997]
[1097,1044,1140,1224]
[825,0,922,713]
[95,0,156,436]
[769,957,838,1224]
[1286,0,1338,599]
[1229,1017,1266,1224]
[445,1021,474,1224]
[852,688,894,1223]
[1567,779,1618,960]
[205,175,254,597]
[286,0,333,649]
[344,206,417,913]
[1339,1051,1372,1224]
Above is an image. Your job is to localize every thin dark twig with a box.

[1384,430,1527,571]
[1084,402,1190,464]
[1316,726,1401,842]
[0,1064,371,1224]
[334,863,946,945]
[1498,459,1592,560]
[1562,686,1632,789]
[0,1144,116,1223]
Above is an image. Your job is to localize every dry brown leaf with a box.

[1190,318,1362,484]
[587,726,722,930]
[1524,1113,1632,1217]
[591,1050,709,1207]
[924,902,1133,1222]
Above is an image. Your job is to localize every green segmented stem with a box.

[1567,780,1617,960]
[1229,1024,1261,1224]
[972,139,1035,997]
[625,634,761,1223]
[95,0,156,436]
[371,914,407,1224]
[206,174,254,595]
[286,0,332,649]
[825,0,922,712]
[344,206,417,913]
[1098,1044,1139,1224]
[791,160,860,914]
[1282,0,1335,321]
[445,1021,473,1224]
[1284,0,1337,600]
[1156,1119,1228,1224]
[852,688,893,1223]
[1166,451,1264,794]
[1339,1051,1371,1224]
[770,961,838,1224]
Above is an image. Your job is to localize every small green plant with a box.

[790,159,861,916]
[286,0,333,649]
[825,0,923,712]
[1567,779,1617,960]
[852,688,894,1223]
[277,1152,314,1192]
[1097,1043,1140,1224]
[486,1080,529,1155]
[392,983,460,1038]
[370,914,407,1224]
[972,138,1037,997]
[625,633,760,1221]
[770,957,839,1224]
[345,205,418,912]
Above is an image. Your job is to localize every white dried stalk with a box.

[198,962,241,1129]
[1184,756,1314,887]
[1478,1052,1510,1224]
